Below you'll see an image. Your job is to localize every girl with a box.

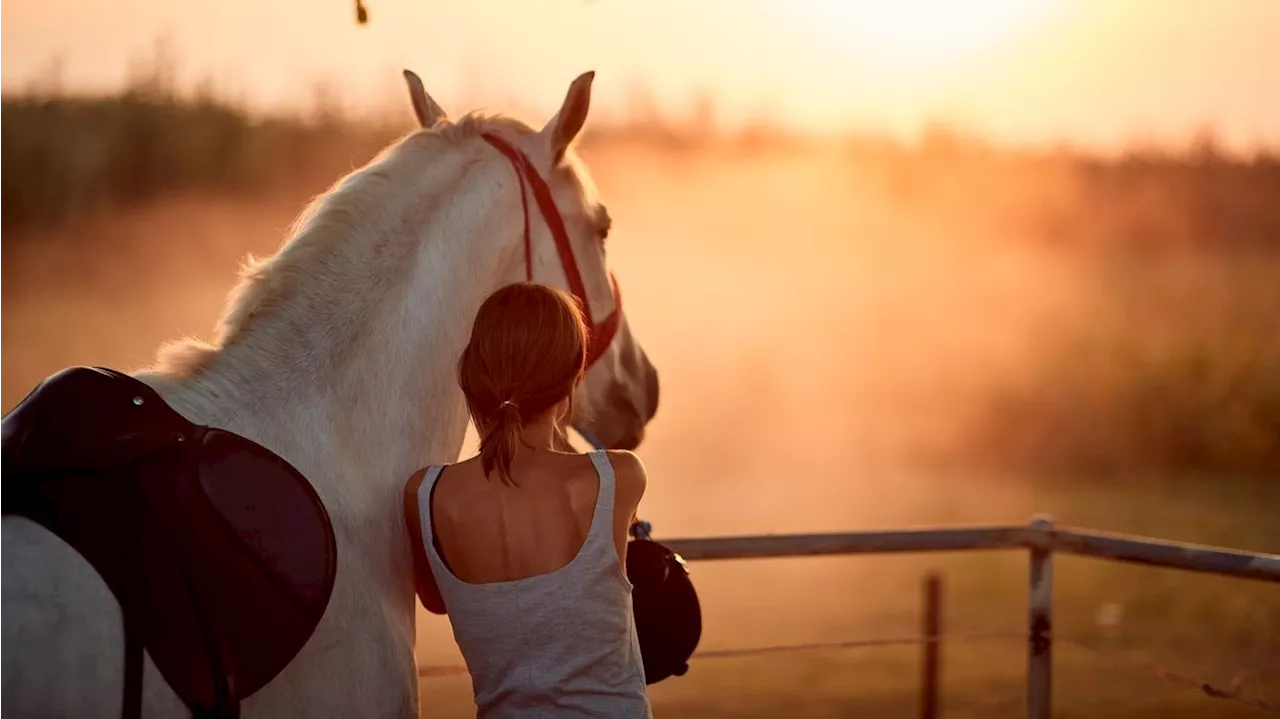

[404,282,651,718]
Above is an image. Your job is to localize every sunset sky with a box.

[3,0,1279,152]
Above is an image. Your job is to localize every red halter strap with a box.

[481,132,621,368]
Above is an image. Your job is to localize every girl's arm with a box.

[606,450,648,561]
[415,562,447,616]
[404,469,448,615]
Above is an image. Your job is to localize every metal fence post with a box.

[921,572,942,719]
[1028,515,1054,719]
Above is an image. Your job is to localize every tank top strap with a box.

[414,465,452,581]
[585,451,617,548]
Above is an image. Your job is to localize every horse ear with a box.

[403,69,446,128]
[540,71,595,163]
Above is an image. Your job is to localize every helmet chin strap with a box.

[573,424,605,451]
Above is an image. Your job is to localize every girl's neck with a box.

[518,414,567,452]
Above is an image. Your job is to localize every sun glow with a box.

[785,0,1060,68]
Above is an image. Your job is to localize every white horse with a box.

[2,69,659,718]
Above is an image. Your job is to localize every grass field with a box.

[3,90,1278,717]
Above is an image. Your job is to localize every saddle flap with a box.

[195,429,337,608]
[2,367,187,477]
[143,428,338,707]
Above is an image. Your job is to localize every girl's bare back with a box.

[430,449,645,585]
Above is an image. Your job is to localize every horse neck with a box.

[150,137,525,507]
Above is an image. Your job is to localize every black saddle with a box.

[3,366,337,719]
[626,523,702,684]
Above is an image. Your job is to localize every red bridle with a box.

[482,132,622,369]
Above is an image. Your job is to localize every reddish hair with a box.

[458,283,588,485]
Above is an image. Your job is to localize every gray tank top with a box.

[415,451,652,718]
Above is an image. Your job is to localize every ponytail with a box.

[458,283,589,485]
[480,401,524,486]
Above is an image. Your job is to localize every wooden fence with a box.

[659,515,1280,718]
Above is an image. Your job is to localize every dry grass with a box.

[1,72,397,232]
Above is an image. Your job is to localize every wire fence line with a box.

[1057,637,1278,715]
[416,630,1018,679]
[417,629,1279,714]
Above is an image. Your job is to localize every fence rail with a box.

[662,520,1280,582]
[660,515,1279,718]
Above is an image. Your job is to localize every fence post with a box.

[921,572,942,719]
[1028,515,1054,719]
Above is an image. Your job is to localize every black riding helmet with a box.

[626,521,701,684]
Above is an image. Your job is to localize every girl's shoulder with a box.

[403,466,432,501]
[602,450,647,495]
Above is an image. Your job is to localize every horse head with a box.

[404,69,659,450]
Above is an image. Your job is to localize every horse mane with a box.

[155,112,536,378]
